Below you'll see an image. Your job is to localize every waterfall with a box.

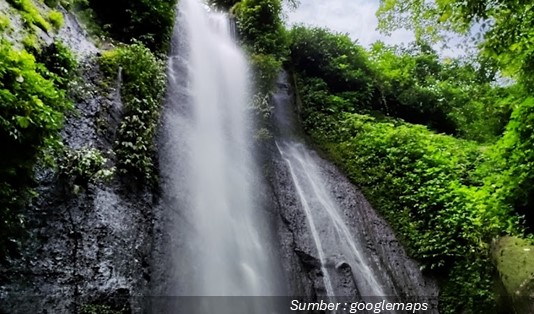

[277,141,386,297]
[159,0,279,303]
[154,1,439,312]
[276,142,336,297]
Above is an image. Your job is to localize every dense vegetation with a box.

[0,0,82,260]
[287,11,534,314]
[3,0,534,312]
[77,0,177,52]
[99,43,166,183]
[0,0,169,261]
[220,0,534,311]
[377,0,534,93]
[306,111,519,311]
[0,34,76,258]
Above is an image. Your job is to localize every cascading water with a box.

[276,143,336,297]
[159,0,280,306]
[277,142,387,298]
[154,1,438,312]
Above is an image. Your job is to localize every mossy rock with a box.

[492,236,534,314]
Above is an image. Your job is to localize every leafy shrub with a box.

[79,304,121,314]
[250,53,281,93]
[0,39,72,260]
[289,26,376,121]
[47,10,64,30]
[254,127,272,141]
[7,0,51,32]
[35,40,78,89]
[482,97,534,229]
[59,147,114,191]
[0,15,9,31]
[85,0,177,52]
[446,84,512,143]
[99,43,166,182]
[250,92,273,120]
[305,111,521,312]
[289,28,509,140]
[22,33,39,51]
[369,42,509,138]
[234,0,288,59]
[44,0,59,7]
[369,42,453,133]
[231,0,288,96]
[289,26,373,93]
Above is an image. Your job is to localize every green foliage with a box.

[47,10,64,30]
[248,55,278,134]
[289,26,379,133]
[79,304,121,314]
[22,33,39,51]
[35,40,78,89]
[234,0,288,58]
[0,39,72,260]
[370,42,454,133]
[250,92,273,120]
[59,147,114,191]
[444,82,514,143]
[7,0,51,32]
[0,15,10,31]
[296,76,357,126]
[85,0,177,52]
[369,41,508,138]
[254,127,272,141]
[482,97,534,229]
[440,257,497,313]
[377,0,534,92]
[289,26,373,96]
[217,0,289,94]
[99,43,166,182]
[44,0,59,8]
[250,53,281,93]
[289,26,510,140]
[306,112,521,312]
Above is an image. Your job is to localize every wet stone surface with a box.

[0,27,155,312]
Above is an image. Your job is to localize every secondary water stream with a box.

[277,141,385,298]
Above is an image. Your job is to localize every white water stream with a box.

[277,141,386,298]
[164,0,278,301]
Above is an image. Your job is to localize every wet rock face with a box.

[57,8,98,59]
[264,153,316,298]
[267,72,440,312]
[0,186,154,313]
[308,152,439,302]
[0,48,155,314]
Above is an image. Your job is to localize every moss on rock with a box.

[493,236,534,313]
